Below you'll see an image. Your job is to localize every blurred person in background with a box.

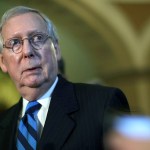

[0,6,130,150]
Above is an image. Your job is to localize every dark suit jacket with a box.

[0,75,130,150]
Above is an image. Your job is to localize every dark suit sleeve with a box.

[73,83,130,150]
[104,88,130,113]
[103,88,130,134]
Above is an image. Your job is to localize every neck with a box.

[18,82,54,101]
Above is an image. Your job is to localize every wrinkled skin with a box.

[0,12,61,100]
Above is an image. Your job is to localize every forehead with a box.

[2,12,47,38]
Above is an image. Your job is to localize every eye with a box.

[31,34,45,43]
[6,38,21,48]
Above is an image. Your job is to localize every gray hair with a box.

[0,6,59,53]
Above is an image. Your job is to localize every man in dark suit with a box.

[0,6,130,150]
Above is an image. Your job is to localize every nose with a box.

[22,38,34,58]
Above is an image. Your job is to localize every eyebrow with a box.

[5,30,47,40]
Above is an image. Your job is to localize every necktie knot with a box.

[25,101,41,115]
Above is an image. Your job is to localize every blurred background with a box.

[0,0,150,114]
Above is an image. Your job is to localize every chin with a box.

[23,78,44,88]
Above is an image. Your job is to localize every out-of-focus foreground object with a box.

[104,115,150,150]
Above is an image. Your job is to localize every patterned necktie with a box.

[16,101,41,150]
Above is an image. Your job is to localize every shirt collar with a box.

[21,76,58,117]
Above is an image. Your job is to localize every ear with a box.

[51,41,61,61]
[0,53,8,73]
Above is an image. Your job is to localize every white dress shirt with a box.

[20,77,58,135]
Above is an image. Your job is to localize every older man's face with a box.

[0,12,60,93]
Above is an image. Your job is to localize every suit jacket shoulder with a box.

[0,100,21,150]
[73,82,130,113]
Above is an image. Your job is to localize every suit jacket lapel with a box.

[38,76,79,150]
[0,100,22,150]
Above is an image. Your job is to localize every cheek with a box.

[42,50,58,71]
[42,46,57,64]
[8,65,20,80]
[3,55,20,78]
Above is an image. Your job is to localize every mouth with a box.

[22,67,42,74]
